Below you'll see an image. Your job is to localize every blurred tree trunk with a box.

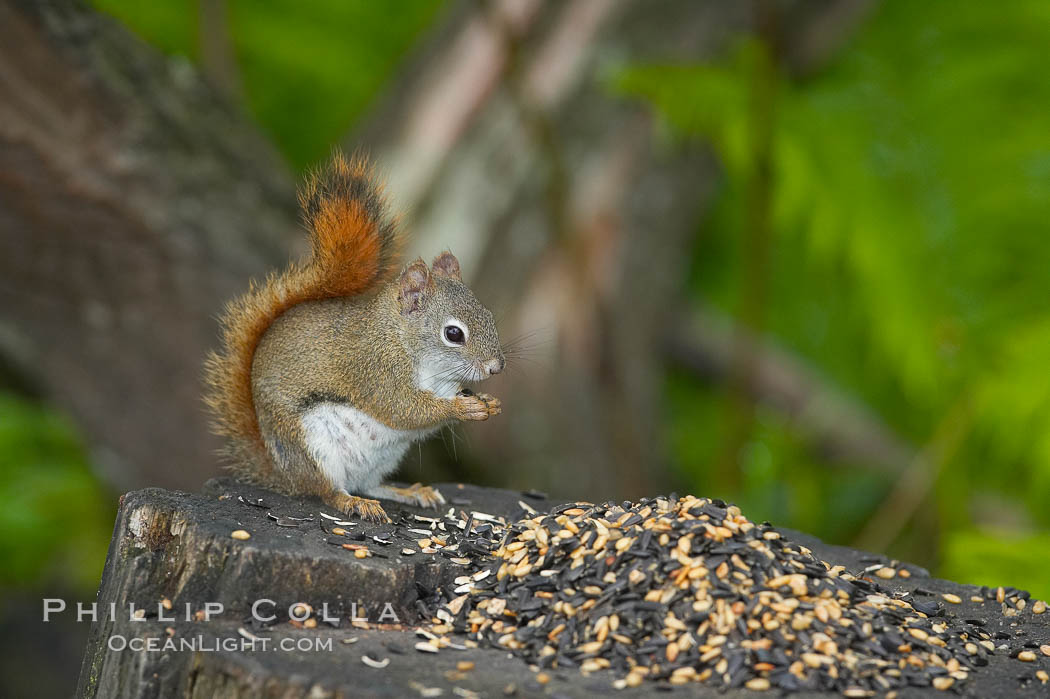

[0,0,877,500]
[354,0,877,501]
[0,0,296,490]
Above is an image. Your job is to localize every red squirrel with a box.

[204,153,504,522]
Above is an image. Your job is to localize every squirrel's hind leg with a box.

[323,491,390,523]
[367,483,446,509]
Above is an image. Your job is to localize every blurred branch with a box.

[355,0,545,232]
[198,0,243,102]
[666,304,916,474]
[784,0,877,78]
[853,397,973,552]
[489,0,571,246]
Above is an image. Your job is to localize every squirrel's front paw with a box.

[454,392,500,420]
[476,393,501,416]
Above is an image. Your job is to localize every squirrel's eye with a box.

[444,325,465,344]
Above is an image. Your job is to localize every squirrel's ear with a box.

[431,251,461,281]
[398,259,432,315]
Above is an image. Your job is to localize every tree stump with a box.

[76,480,1049,697]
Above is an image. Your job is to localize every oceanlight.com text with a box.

[107,634,334,653]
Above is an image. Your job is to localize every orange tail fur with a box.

[203,153,402,481]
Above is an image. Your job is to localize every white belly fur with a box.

[301,403,436,494]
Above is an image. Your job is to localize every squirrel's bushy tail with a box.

[203,152,401,482]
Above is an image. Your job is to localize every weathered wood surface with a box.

[77,480,1050,698]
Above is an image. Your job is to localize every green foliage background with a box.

[0,395,112,591]
[4,0,1047,600]
[618,0,1050,596]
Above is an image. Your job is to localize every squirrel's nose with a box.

[485,358,504,375]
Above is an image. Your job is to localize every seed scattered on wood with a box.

[361,655,389,668]
[354,549,369,559]
[415,642,439,654]
[535,672,550,685]
[237,627,259,641]
[230,530,251,540]
[419,495,999,694]
[457,661,475,671]
[1036,670,1048,684]
[1017,650,1037,662]
[1033,600,1046,614]
[331,527,346,536]
[409,682,443,698]
[1041,644,1050,657]
[932,677,953,690]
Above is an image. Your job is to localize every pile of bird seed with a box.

[421,495,1000,695]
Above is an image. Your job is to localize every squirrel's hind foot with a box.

[323,492,390,523]
[368,483,446,509]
